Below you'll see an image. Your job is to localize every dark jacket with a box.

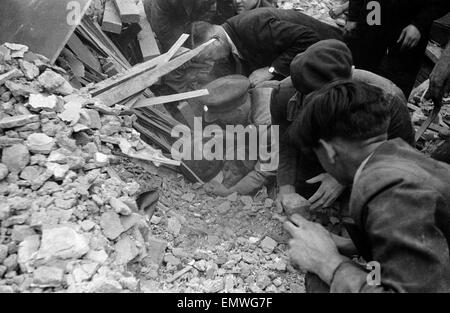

[271,70,415,191]
[331,139,450,292]
[348,0,449,36]
[222,8,344,77]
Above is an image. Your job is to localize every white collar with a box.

[353,153,374,186]
[224,31,243,59]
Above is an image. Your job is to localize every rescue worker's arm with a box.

[430,42,450,103]
[332,174,450,292]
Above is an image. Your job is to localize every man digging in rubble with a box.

[144,1,275,94]
[284,80,450,292]
[199,75,277,196]
[190,7,344,88]
[144,0,275,52]
[270,39,414,215]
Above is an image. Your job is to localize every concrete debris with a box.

[28,94,58,111]
[35,227,89,262]
[0,27,311,292]
[260,237,278,253]
[33,266,64,287]
[0,163,8,180]
[1,144,30,173]
[0,115,39,129]
[26,133,55,154]
[100,212,124,240]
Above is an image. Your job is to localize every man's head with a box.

[199,74,251,124]
[288,80,390,185]
[235,0,261,13]
[290,39,353,95]
[191,21,231,62]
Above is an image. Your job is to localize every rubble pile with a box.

[0,42,309,293]
[112,161,307,293]
[277,0,342,25]
[0,42,160,293]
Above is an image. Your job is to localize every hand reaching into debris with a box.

[430,43,450,103]
[329,2,349,19]
[344,21,357,37]
[397,24,421,50]
[249,67,274,88]
[276,191,311,217]
[204,181,233,197]
[284,214,348,285]
[307,173,346,210]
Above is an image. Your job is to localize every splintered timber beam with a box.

[163,34,190,63]
[136,0,160,61]
[90,34,190,96]
[102,0,123,34]
[114,0,140,24]
[132,89,209,109]
[94,38,215,106]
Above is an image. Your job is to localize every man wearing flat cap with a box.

[200,75,278,196]
[270,39,414,214]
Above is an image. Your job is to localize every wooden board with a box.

[94,39,214,105]
[132,90,209,109]
[102,0,123,34]
[67,33,102,72]
[114,0,140,24]
[0,0,91,64]
[136,0,160,61]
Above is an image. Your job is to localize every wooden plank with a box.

[136,0,160,61]
[114,0,140,24]
[132,89,209,109]
[164,34,190,63]
[79,18,130,70]
[90,34,188,95]
[0,0,92,64]
[94,39,215,106]
[102,0,123,34]
[66,33,102,72]
[177,101,196,129]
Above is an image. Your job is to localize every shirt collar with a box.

[353,153,374,185]
[224,31,243,59]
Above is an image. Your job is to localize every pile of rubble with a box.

[0,42,307,294]
[0,42,165,293]
[277,0,342,25]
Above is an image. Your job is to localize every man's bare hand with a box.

[204,181,232,197]
[284,214,347,284]
[307,173,346,210]
[397,24,421,50]
[277,192,311,216]
[249,67,274,88]
[344,21,357,36]
[430,44,450,103]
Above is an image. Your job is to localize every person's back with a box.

[347,138,450,292]
[224,7,344,42]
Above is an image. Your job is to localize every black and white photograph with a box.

[0,0,449,300]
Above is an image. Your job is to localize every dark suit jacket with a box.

[331,139,450,292]
[222,8,344,77]
[348,0,449,36]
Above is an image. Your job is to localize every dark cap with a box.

[199,74,251,122]
[290,39,353,95]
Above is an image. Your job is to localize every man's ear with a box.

[318,139,336,164]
